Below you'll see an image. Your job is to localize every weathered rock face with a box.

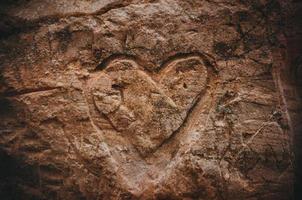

[0,0,299,199]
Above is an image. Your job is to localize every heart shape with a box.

[87,55,208,156]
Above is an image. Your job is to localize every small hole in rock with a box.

[183,83,188,89]
[112,84,123,90]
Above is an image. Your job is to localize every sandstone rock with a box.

[0,0,299,199]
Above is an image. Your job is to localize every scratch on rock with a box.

[2,87,61,97]
[235,114,275,159]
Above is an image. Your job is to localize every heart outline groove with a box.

[86,53,217,157]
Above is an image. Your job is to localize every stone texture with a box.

[0,0,298,199]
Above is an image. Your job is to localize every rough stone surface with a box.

[0,0,299,199]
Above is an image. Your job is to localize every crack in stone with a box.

[2,87,61,97]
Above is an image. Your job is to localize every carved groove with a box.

[2,87,61,97]
[95,52,218,74]
[89,52,216,156]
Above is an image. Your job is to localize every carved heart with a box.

[88,56,208,156]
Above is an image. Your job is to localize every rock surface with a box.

[0,0,299,199]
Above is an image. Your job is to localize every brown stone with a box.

[0,0,300,199]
